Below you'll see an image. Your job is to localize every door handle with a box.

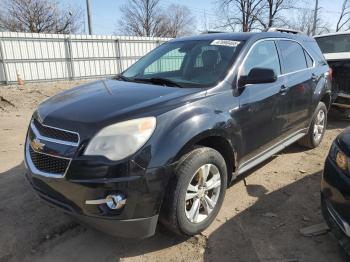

[279,85,287,95]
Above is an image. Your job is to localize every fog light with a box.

[105,194,127,210]
[85,194,127,210]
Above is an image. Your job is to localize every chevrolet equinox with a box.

[25,30,332,238]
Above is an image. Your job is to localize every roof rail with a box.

[266,28,304,35]
[201,31,226,34]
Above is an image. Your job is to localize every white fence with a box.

[0,32,171,84]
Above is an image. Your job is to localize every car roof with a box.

[170,32,314,43]
[314,32,350,38]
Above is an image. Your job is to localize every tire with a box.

[160,147,227,236]
[298,102,327,149]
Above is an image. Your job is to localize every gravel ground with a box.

[0,81,349,262]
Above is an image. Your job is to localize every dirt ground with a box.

[0,81,349,262]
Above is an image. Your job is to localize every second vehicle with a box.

[315,32,350,117]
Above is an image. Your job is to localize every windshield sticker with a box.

[210,40,241,47]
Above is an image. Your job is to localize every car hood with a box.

[37,79,203,134]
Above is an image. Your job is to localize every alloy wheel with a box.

[185,164,221,224]
[313,109,325,142]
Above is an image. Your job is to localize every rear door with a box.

[276,40,315,139]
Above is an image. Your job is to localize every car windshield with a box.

[121,39,245,88]
[316,34,350,53]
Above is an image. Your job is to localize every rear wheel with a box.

[298,102,327,148]
[160,147,227,236]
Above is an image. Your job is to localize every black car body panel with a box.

[321,128,350,252]
[25,32,331,238]
[37,80,204,137]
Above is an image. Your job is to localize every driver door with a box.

[235,40,285,165]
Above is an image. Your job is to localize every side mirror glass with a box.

[239,68,277,87]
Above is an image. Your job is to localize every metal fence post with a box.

[115,39,122,74]
[156,40,161,72]
[0,39,9,85]
[65,36,75,80]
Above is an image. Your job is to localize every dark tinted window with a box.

[278,41,307,74]
[304,50,314,68]
[242,40,281,76]
[316,34,350,53]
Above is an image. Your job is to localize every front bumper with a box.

[30,180,159,238]
[25,139,173,238]
[24,116,174,238]
[321,157,350,253]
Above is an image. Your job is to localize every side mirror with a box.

[239,68,277,87]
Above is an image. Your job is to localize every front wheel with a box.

[160,147,227,236]
[298,102,327,148]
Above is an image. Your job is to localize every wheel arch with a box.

[173,131,237,184]
[320,91,332,110]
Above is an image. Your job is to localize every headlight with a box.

[84,117,156,161]
[330,142,349,172]
[336,150,348,171]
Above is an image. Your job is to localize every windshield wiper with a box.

[134,77,183,87]
[115,74,130,82]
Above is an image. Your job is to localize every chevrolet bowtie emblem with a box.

[31,138,45,151]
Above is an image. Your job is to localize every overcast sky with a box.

[63,0,345,35]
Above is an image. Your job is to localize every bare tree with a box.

[218,0,265,32]
[117,0,195,37]
[257,0,294,29]
[117,0,163,37]
[336,0,350,32]
[160,4,196,37]
[287,8,330,36]
[0,0,83,34]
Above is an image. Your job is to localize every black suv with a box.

[25,30,332,238]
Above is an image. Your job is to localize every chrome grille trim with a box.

[25,119,80,178]
[25,140,72,178]
[30,120,79,147]
[28,139,71,160]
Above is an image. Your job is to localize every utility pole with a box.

[86,0,93,35]
[312,0,319,36]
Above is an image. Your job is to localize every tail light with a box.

[327,67,333,82]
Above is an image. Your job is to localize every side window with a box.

[242,41,281,76]
[304,50,314,68]
[278,41,308,73]
[144,48,185,75]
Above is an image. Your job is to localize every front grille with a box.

[33,119,79,143]
[29,146,70,175]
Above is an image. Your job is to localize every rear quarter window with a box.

[304,40,327,66]
[304,50,314,68]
